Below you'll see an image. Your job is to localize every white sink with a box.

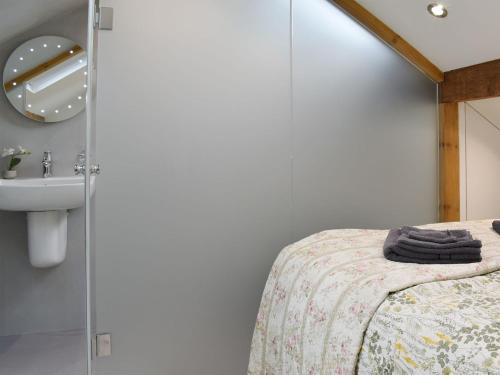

[0,176,95,211]
[0,176,96,268]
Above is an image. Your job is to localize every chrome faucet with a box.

[74,151,86,175]
[42,151,53,178]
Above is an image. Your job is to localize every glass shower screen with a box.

[0,1,95,374]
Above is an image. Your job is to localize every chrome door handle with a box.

[89,164,101,175]
[74,163,101,175]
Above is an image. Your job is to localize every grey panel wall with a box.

[94,0,437,374]
[291,0,438,239]
[0,5,88,336]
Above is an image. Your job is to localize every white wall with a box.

[460,99,500,220]
[93,0,437,374]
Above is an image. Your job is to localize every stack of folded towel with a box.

[384,226,482,264]
[493,220,500,235]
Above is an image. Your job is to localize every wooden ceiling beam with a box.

[330,0,444,83]
[440,58,500,103]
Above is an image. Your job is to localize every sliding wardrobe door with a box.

[462,102,500,220]
[291,0,438,238]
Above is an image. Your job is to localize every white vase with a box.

[3,170,17,179]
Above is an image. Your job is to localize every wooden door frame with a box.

[438,102,460,222]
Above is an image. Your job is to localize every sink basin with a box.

[0,175,96,268]
[0,176,95,211]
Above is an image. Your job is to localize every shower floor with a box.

[0,329,86,375]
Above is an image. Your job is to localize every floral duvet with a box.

[357,270,500,374]
[248,220,500,375]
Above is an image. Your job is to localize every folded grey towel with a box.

[493,220,500,235]
[401,227,464,243]
[384,227,482,264]
[407,232,458,243]
[399,226,481,249]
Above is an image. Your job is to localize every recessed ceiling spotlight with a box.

[69,50,74,54]
[43,43,48,48]
[40,109,45,113]
[78,96,82,100]
[29,48,34,52]
[68,104,72,109]
[427,3,448,18]
[19,57,24,61]
[27,104,32,108]
[17,94,22,98]
[12,82,17,86]
[57,44,61,48]
[13,68,17,73]
[55,109,59,113]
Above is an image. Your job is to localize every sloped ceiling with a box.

[0,0,86,46]
[355,0,500,71]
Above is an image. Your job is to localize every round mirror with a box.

[3,36,87,123]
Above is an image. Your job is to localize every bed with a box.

[248,219,500,374]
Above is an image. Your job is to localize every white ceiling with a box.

[355,0,500,72]
[468,98,500,129]
[0,0,85,47]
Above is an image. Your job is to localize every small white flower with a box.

[2,147,15,158]
[16,145,30,155]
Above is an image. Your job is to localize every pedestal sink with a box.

[0,176,96,268]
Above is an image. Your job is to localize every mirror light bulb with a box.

[12,82,16,86]
[69,50,74,54]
